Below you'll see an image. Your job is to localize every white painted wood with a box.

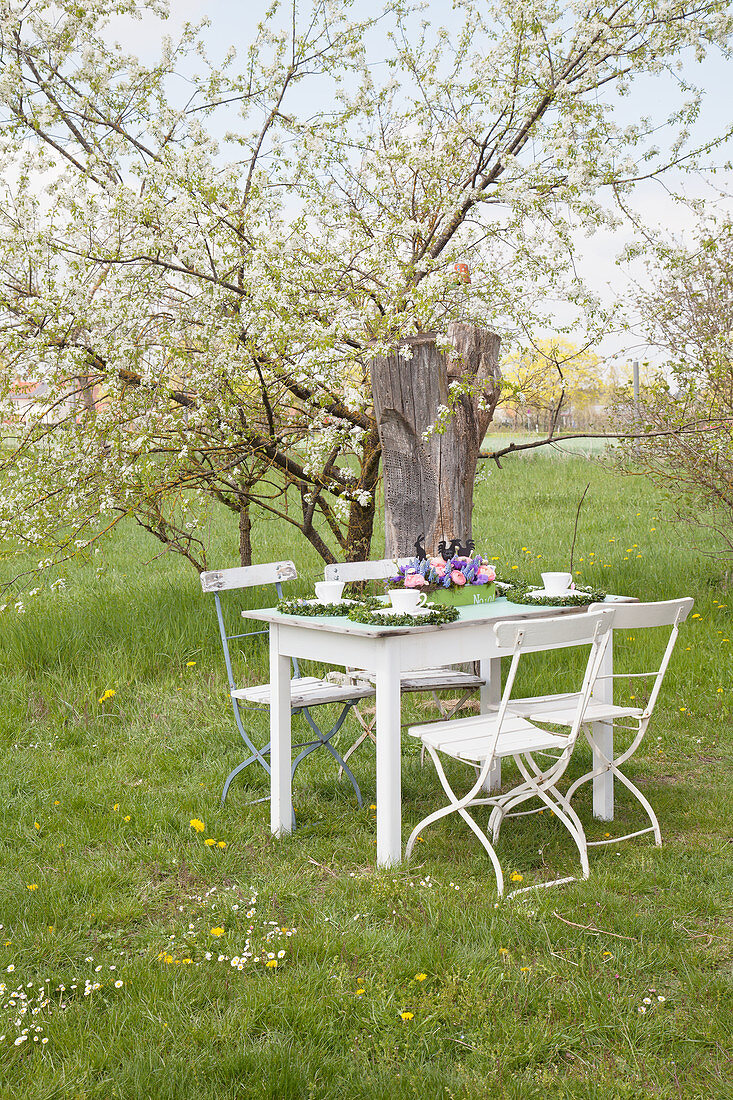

[324,557,413,583]
[374,641,403,867]
[356,668,484,691]
[255,599,632,866]
[494,609,614,651]
[588,597,693,629]
[480,656,502,791]
[232,678,374,707]
[200,560,297,593]
[269,626,293,837]
[592,630,614,821]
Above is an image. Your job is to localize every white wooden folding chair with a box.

[405,610,614,896]
[505,598,694,849]
[200,562,375,812]
[324,558,486,771]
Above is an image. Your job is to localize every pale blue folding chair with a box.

[201,561,375,812]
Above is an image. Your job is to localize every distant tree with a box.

[615,218,733,554]
[500,339,610,433]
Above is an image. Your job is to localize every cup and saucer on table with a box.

[527,571,575,599]
[313,580,347,604]
[374,588,432,616]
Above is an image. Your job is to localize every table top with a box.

[244,594,635,638]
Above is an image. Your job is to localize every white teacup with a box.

[541,571,573,595]
[315,580,345,603]
[389,588,428,613]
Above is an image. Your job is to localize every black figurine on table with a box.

[437,537,474,561]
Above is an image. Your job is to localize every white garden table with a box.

[246,595,634,867]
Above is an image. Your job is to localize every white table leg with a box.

[269,624,292,837]
[480,656,502,792]
[375,642,402,867]
[592,630,614,820]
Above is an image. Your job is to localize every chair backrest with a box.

[324,557,413,583]
[587,597,694,718]
[200,561,299,688]
[493,609,615,653]
[588,597,693,630]
[487,610,615,764]
[200,561,297,592]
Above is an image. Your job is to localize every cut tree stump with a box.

[370,323,501,557]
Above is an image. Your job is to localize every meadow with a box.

[0,451,731,1099]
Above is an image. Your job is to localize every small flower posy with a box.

[390,554,496,592]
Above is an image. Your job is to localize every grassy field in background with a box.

[0,453,731,1099]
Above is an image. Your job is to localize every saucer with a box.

[527,589,572,599]
[375,606,433,617]
[303,597,354,607]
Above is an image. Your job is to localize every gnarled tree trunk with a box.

[371,323,501,557]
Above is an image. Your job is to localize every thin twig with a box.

[569,483,590,576]
[552,910,636,940]
[307,857,338,876]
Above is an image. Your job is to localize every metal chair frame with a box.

[506,598,694,849]
[324,557,486,772]
[201,562,375,811]
[405,610,615,897]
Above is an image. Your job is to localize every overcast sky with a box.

[106,0,733,364]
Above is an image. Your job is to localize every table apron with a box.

[275,621,507,671]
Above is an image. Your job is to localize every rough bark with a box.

[238,501,252,566]
[344,425,382,561]
[371,323,501,557]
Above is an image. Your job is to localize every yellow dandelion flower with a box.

[498,948,509,956]
[113,804,120,811]
[355,989,365,996]
[400,1011,414,1020]
[265,959,278,968]
[34,821,40,830]
[124,815,131,822]
[414,973,427,982]
[217,841,227,849]
[210,927,225,937]
[53,800,60,805]
[204,838,216,847]
[190,818,205,833]
[520,966,530,972]
[186,661,196,667]
[509,872,523,882]
[27,883,38,891]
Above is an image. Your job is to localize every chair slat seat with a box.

[507,692,642,723]
[355,667,485,692]
[408,712,568,761]
[232,677,375,708]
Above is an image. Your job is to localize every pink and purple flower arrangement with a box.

[390,554,496,592]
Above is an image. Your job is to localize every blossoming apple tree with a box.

[0,0,730,576]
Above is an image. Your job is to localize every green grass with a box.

[0,455,731,1099]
